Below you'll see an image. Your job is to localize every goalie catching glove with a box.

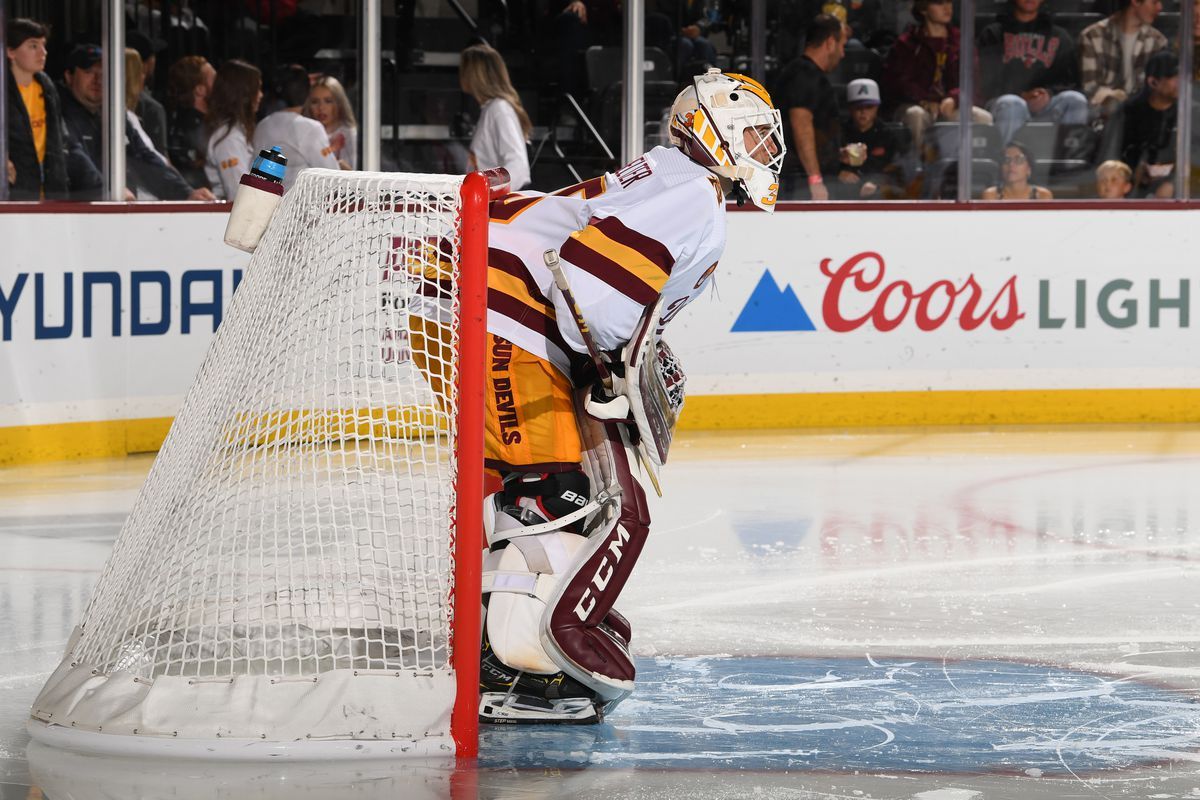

[583,299,688,467]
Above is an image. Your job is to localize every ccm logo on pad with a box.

[573,525,631,621]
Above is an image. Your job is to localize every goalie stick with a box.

[542,248,664,496]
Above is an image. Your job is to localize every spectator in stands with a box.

[459,44,532,190]
[124,49,165,166]
[166,55,216,190]
[982,141,1053,199]
[1079,0,1167,114]
[304,75,358,170]
[1116,50,1178,198]
[59,44,212,201]
[127,31,168,155]
[808,0,885,49]
[253,64,339,191]
[837,79,902,199]
[550,1,622,97]
[882,0,991,157]
[648,0,720,76]
[4,17,70,200]
[205,60,263,200]
[774,15,848,201]
[1095,159,1134,197]
[977,0,1089,145]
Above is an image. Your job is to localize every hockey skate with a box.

[478,635,605,724]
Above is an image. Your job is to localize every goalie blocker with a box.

[479,306,686,724]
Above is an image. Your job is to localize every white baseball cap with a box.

[847,78,881,107]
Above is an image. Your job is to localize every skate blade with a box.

[478,692,602,725]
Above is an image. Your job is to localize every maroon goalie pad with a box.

[543,423,650,697]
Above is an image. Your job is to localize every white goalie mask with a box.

[668,68,786,212]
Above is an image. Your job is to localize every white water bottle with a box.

[223,146,287,253]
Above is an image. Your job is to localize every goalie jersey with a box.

[486,145,727,379]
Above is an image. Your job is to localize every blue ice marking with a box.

[731,270,816,332]
[478,656,1200,773]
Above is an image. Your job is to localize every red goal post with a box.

[452,168,509,757]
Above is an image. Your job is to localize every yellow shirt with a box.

[17,78,47,165]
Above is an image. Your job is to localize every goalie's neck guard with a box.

[668,68,786,212]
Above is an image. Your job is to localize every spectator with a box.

[774,14,847,201]
[58,44,212,201]
[252,64,338,191]
[459,44,532,190]
[1095,159,1133,197]
[1079,0,1167,113]
[166,55,216,190]
[1116,50,1178,198]
[882,0,992,156]
[837,79,902,199]
[4,18,69,200]
[549,1,622,97]
[809,0,885,49]
[127,31,168,154]
[205,60,263,200]
[304,75,358,170]
[976,0,1088,144]
[124,49,163,165]
[982,141,1053,199]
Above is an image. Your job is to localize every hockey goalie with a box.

[474,69,785,723]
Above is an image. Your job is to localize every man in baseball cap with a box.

[838,78,901,199]
[59,44,214,201]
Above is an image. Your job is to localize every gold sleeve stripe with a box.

[488,267,556,318]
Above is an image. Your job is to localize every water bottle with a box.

[224,146,288,253]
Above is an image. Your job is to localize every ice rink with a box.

[3,426,1199,799]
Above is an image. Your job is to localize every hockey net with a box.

[30,169,493,758]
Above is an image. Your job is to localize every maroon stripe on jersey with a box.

[592,216,675,276]
[489,194,541,223]
[487,288,571,354]
[559,237,659,306]
[417,278,455,297]
[488,247,550,306]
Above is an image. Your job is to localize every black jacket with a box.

[166,106,210,190]
[976,11,1081,101]
[136,89,169,155]
[59,83,194,200]
[5,70,70,200]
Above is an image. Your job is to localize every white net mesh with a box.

[32,170,471,745]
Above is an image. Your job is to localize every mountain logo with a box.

[731,270,817,332]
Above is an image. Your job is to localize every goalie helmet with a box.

[668,68,786,212]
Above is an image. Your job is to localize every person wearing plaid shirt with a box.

[1078,0,1168,112]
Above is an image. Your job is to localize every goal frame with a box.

[27,169,507,761]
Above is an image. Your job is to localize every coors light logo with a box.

[820,252,1025,332]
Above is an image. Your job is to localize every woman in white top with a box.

[459,44,532,190]
[304,75,358,170]
[203,59,262,200]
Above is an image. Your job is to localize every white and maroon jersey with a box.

[487,145,727,380]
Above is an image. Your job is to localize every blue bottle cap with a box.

[252,146,287,181]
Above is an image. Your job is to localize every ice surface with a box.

[3,428,1200,798]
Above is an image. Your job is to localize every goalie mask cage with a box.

[29,169,500,760]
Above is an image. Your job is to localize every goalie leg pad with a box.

[540,424,651,703]
[483,489,593,674]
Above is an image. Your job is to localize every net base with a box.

[31,655,455,748]
[27,719,456,761]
